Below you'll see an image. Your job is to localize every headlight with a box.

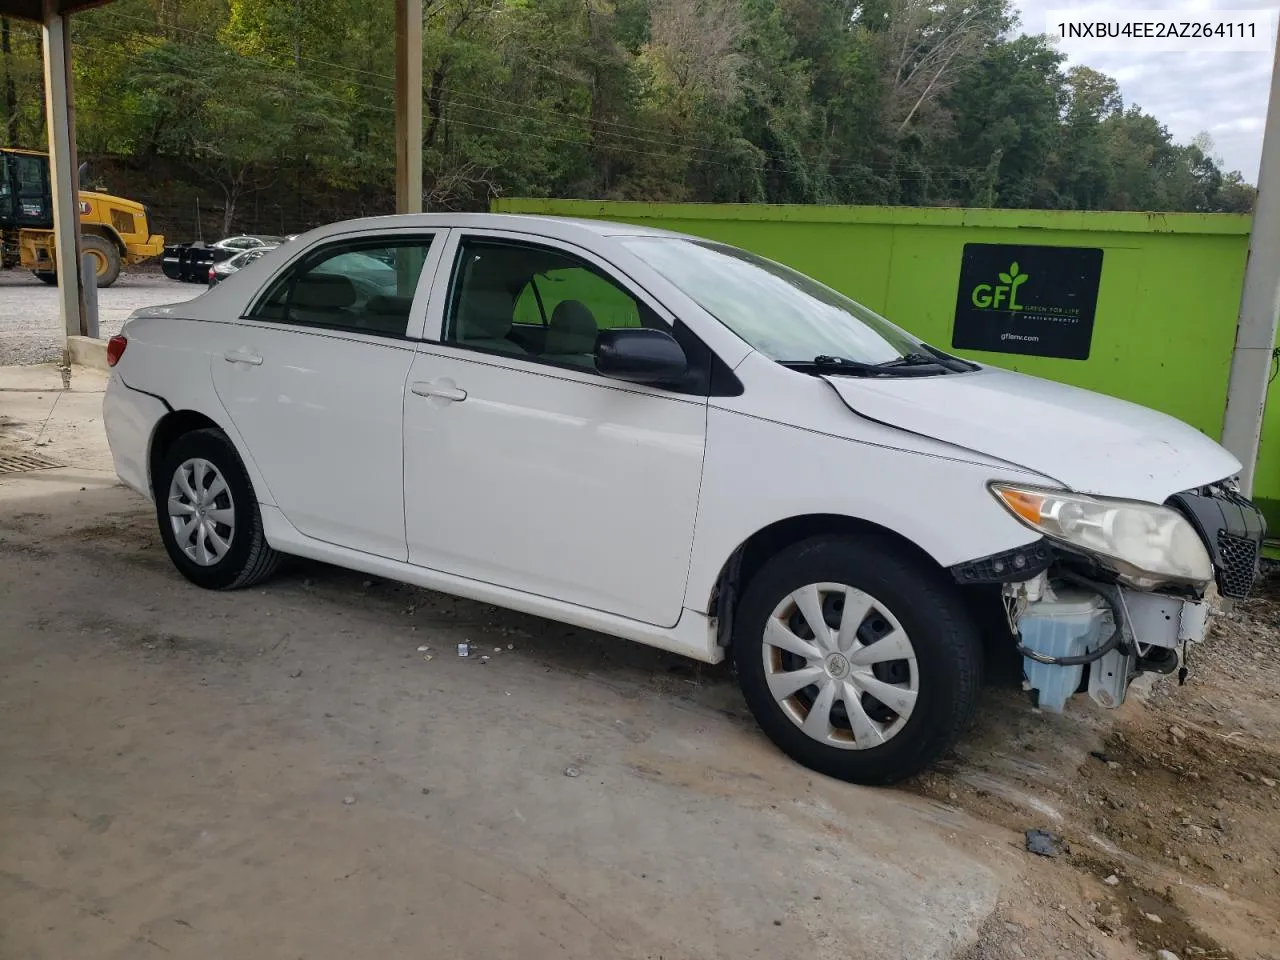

[990,483,1213,588]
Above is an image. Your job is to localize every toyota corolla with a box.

[103,213,1265,785]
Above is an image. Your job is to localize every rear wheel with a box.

[732,534,983,785]
[155,428,282,590]
[82,234,121,287]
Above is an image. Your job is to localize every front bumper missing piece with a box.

[950,539,1217,712]
[949,483,1264,712]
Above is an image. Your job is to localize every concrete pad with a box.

[0,384,1010,959]
[0,485,1007,960]
[0,364,113,487]
[0,361,108,395]
[67,335,109,370]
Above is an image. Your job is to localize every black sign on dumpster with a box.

[951,243,1103,360]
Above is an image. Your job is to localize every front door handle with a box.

[223,349,263,366]
[411,381,467,402]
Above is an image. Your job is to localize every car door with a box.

[210,231,444,560]
[403,230,709,628]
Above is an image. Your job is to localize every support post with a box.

[394,0,423,215]
[41,8,85,347]
[1223,17,1280,495]
[81,251,98,338]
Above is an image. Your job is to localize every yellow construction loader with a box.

[0,148,163,287]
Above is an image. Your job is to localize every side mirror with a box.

[595,328,687,384]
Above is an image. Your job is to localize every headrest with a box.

[458,289,514,340]
[293,273,357,309]
[545,300,598,355]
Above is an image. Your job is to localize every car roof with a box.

[290,212,693,245]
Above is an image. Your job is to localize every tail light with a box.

[106,334,127,367]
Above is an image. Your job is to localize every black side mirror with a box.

[595,328,687,384]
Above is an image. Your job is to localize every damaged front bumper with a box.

[1002,572,1213,711]
[954,482,1266,713]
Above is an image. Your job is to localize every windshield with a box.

[621,237,925,364]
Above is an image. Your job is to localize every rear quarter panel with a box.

[113,313,278,506]
[103,374,168,497]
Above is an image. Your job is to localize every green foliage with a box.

[125,38,348,230]
[0,0,1255,222]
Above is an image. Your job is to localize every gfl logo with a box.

[971,262,1028,311]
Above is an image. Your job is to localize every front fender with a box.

[683,405,1046,613]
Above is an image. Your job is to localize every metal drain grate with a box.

[0,451,61,475]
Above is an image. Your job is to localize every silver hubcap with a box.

[762,582,919,750]
[167,458,235,567]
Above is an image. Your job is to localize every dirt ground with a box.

[922,580,1280,960]
[0,366,1007,960]
[2,363,1279,960]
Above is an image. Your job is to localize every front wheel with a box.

[732,534,983,785]
[81,234,122,287]
[154,428,282,590]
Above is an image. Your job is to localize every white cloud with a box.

[1011,0,1275,178]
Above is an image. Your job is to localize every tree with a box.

[878,0,1010,138]
[943,34,1065,207]
[0,0,1249,224]
[128,41,348,232]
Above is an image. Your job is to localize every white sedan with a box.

[103,213,1264,784]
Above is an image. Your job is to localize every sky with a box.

[1010,0,1276,181]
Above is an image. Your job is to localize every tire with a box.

[34,271,58,285]
[731,534,983,786]
[82,234,122,287]
[154,428,282,590]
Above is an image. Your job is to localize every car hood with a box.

[823,366,1241,503]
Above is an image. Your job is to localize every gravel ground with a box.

[0,271,201,365]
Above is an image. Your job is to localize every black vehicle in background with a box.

[164,234,289,283]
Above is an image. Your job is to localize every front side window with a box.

[444,238,661,369]
[621,236,925,364]
[249,237,433,337]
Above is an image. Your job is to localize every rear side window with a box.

[248,237,433,337]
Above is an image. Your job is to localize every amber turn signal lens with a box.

[993,487,1044,526]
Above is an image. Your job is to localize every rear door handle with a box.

[223,349,263,366]
[411,381,467,402]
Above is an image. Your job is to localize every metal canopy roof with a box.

[0,0,112,22]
